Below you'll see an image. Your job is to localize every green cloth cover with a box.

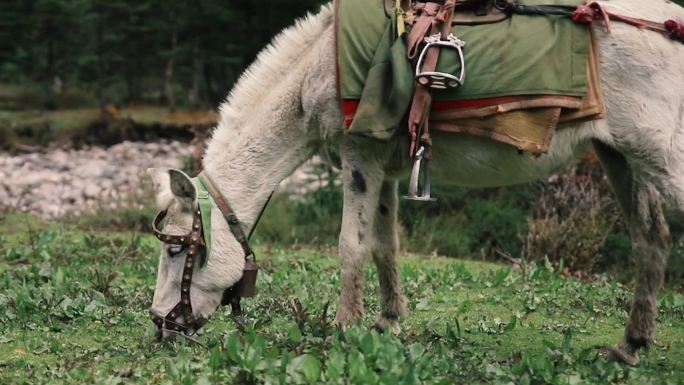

[337,0,589,140]
[193,177,212,268]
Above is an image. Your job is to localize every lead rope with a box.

[248,191,274,241]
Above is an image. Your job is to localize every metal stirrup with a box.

[415,33,466,90]
[403,146,436,202]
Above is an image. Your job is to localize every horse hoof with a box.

[333,307,363,329]
[371,316,400,335]
[606,344,640,366]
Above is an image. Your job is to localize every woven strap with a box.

[197,171,253,258]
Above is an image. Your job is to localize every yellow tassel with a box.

[395,0,405,37]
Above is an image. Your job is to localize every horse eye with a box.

[167,244,187,257]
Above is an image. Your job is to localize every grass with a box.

[0,106,217,148]
[0,106,216,131]
[0,213,682,384]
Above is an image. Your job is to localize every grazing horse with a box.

[147,0,683,366]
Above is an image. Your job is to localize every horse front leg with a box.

[334,138,388,326]
[370,180,408,334]
[595,142,671,366]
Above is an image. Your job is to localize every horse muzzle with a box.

[150,309,207,341]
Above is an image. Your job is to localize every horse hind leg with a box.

[594,141,671,366]
[370,180,408,334]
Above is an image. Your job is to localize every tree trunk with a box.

[188,39,202,110]
[95,1,106,112]
[45,37,57,109]
[164,29,177,112]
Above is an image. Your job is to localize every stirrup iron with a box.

[403,146,436,202]
[415,33,466,90]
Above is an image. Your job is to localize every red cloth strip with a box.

[343,96,559,126]
[342,99,360,126]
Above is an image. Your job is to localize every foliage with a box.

[0,214,682,384]
[0,0,328,109]
[523,167,619,272]
[255,165,342,246]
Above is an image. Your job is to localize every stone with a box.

[83,184,102,199]
[15,174,43,188]
[74,160,108,178]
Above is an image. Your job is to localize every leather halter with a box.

[149,171,259,337]
[150,207,208,335]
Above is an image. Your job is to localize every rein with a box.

[150,171,268,336]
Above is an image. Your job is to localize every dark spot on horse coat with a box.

[351,169,367,193]
[358,230,365,243]
[379,204,389,216]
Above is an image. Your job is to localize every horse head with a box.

[147,168,248,339]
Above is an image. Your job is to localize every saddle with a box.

[385,0,600,201]
[336,0,683,200]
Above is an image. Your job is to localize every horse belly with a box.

[427,130,592,188]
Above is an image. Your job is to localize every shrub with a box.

[398,181,533,258]
[254,172,342,246]
[462,200,527,258]
[400,211,473,256]
[522,166,619,272]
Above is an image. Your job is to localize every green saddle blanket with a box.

[337,0,589,140]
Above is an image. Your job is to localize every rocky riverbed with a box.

[0,141,326,218]
[0,141,194,218]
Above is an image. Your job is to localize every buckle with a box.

[415,33,466,90]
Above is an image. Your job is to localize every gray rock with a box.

[83,184,102,199]
[15,174,43,188]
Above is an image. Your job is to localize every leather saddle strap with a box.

[407,0,458,156]
[407,3,442,60]
[197,171,253,258]
[572,1,684,44]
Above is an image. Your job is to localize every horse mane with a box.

[215,4,333,131]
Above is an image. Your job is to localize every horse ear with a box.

[168,169,196,209]
[147,168,173,209]
[147,168,169,191]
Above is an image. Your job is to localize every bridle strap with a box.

[150,207,207,336]
[152,210,193,245]
[197,171,254,258]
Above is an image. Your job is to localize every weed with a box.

[0,214,682,384]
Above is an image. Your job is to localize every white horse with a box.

[148,0,684,366]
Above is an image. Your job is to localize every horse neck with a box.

[201,100,315,232]
[200,7,334,232]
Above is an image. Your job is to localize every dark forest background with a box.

[1,0,683,111]
[0,0,327,110]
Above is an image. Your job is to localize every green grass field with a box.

[0,213,682,385]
